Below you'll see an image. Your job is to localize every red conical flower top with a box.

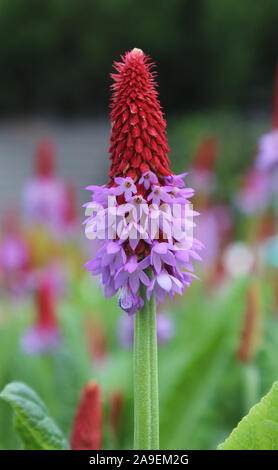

[70,381,102,450]
[109,48,171,182]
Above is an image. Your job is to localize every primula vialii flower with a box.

[84,48,202,314]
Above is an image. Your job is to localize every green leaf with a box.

[218,381,278,450]
[159,279,247,449]
[0,382,68,450]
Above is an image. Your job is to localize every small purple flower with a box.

[147,185,173,205]
[139,171,158,190]
[118,285,144,315]
[148,204,172,240]
[117,215,148,250]
[115,256,150,294]
[147,270,184,303]
[150,242,176,273]
[111,177,137,200]
[256,130,278,171]
[164,172,188,188]
[169,186,195,204]
[125,195,149,222]
[86,185,112,207]
[84,241,126,278]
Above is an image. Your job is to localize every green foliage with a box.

[218,380,278,450]
[159,279,247,449]
[0,382,68,450]
[0,269,278,450]
[0,0,277,113]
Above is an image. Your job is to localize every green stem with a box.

[133,273,159,450]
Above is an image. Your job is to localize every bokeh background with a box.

[0,0,278,450]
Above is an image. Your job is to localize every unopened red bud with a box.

[70,381,102,450]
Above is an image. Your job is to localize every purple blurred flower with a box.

[22,139,68,234]
[23,178,66,233]
[189,169,216,195]
[194,205,232,265]
[117,311,175,348]
[21,326,60,355]
[235,168,271,214]
[164,172,188,188]
[255,130,278,171]
[0,235,29,273]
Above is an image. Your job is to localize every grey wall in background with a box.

[0,118,110,217]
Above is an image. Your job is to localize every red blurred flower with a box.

[85,317,108,365]
[237,281,262,363]
[109,390,124,438]
[35,139,56,178]
[21,279,60,354]
[71,381,103,450]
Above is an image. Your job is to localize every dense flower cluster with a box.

[84,49,202,314]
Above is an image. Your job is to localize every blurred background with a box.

[0,0,278,450]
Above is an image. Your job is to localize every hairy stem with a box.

[133,274,159,449]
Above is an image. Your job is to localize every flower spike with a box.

[84,49,202,315]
